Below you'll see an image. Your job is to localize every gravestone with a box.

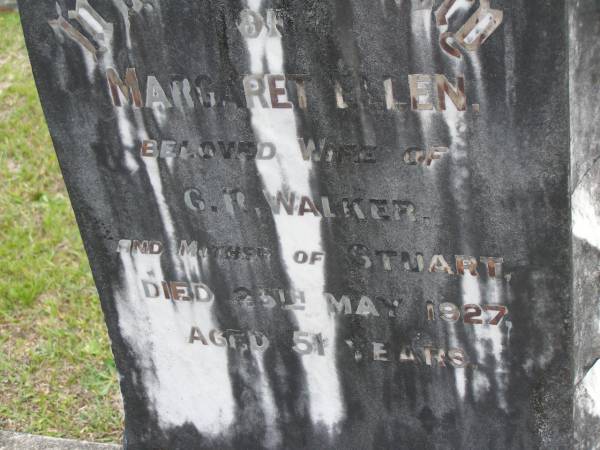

[570,1,600,448]
[0,0,17,11]
[17,0,599,449]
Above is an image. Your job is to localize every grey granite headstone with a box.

[0,0,17,10]
[570,1,600,448]
[17,1,599,448]
[0,431,121,450]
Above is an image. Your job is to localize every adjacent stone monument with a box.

[0,0,17,11]
[17,0,599,448]
[570,1,600,448]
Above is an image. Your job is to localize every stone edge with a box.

[0,431,121,450]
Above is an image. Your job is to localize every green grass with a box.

[0,12,122,443]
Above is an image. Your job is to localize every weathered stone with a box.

[0,0,17,11]
[0,431,120,450]
[570,1,600,448]
[16,0,599,448]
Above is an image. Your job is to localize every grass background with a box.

[0,12,122,443]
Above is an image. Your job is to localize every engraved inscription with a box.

[104,68,478,114]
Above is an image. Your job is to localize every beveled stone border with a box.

[0,431,121,450]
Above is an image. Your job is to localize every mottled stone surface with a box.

[570,1,600,449]
[0,1,17,10]
[16,0,596,448]
[0,431,120,450]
